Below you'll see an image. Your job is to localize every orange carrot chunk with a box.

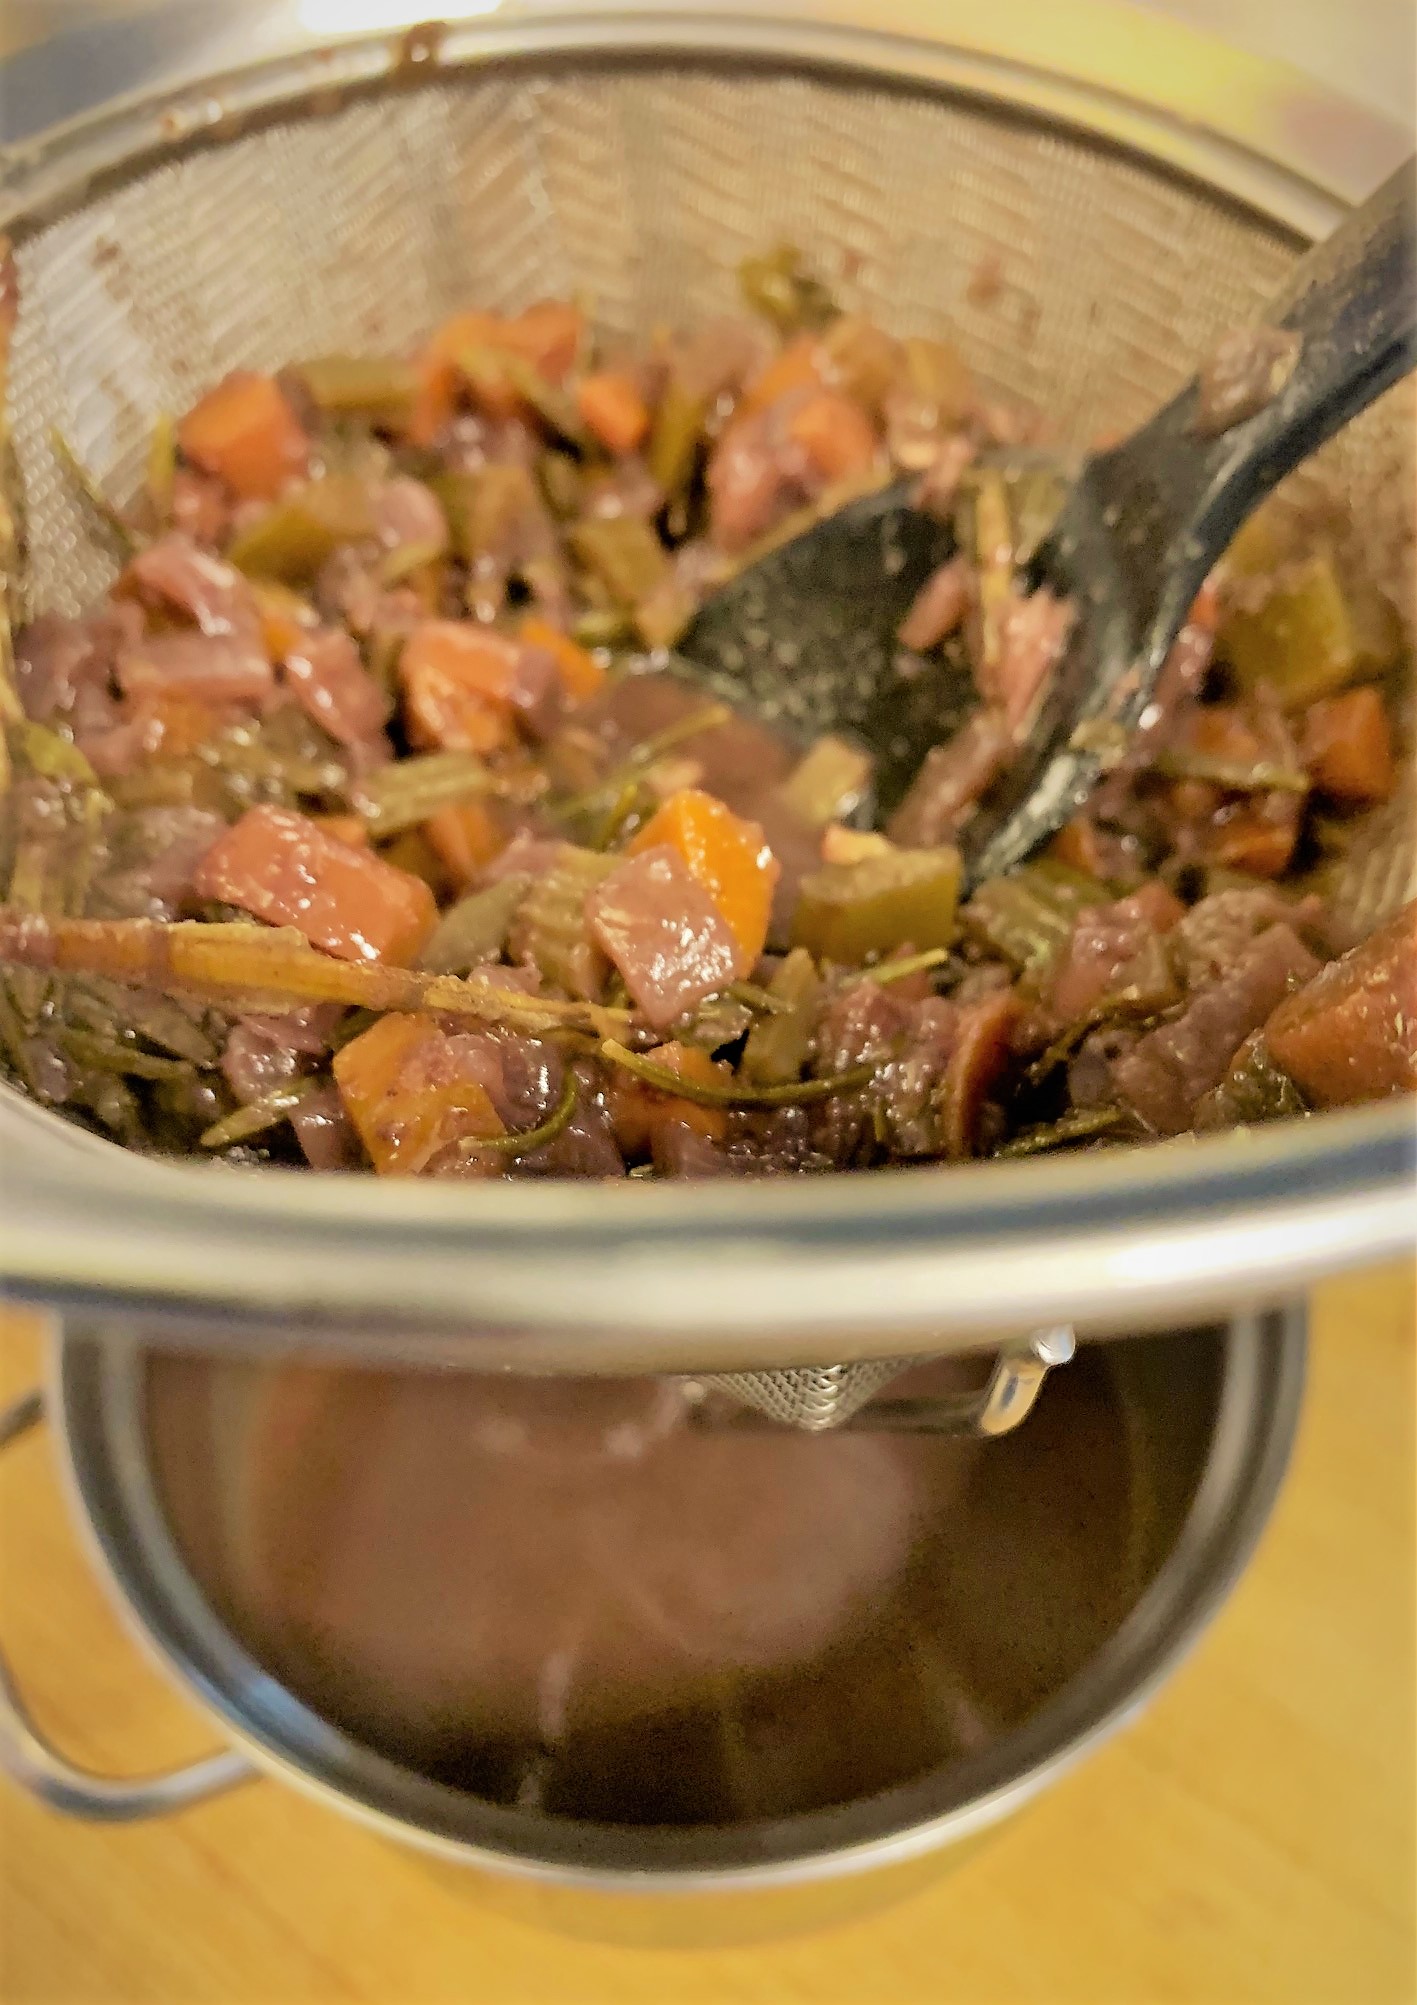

[787,391,880,483]
[251,580,318,665]
[519,615,606,704]
[629,787,780,975]
[398,620,521,755]
[609,1039,730,1150]
[408,309,503,446]
[194,805,436,965]
[739,334,828,417]
[332,1013,506,1174]
[311,814,371,850]
[424,799,509,886]
[1301,686,1397,803]
[178,371,310,502]
[1264,901,1417,1107]
[577,371,651,455]
[503,300,584,384]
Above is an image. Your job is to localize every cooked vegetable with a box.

[200,1076,322,1151]
[1300,686,1396,803]
[589,846,740,1029]
[787,393,878,483]
[742,947,820,1085]
[738,244,838,334]
[775,736,873,829]
[576,372,651,455]
[177,371,310,502]
[1193,1033,1305,1130]
[792,847,961,963]
[602,1039,872,1107]
[1263,903,1416,1107]
[1114,923,1319,1134]
[352,752,503,838]
[971,465,1013,686]
[475,1069,579,1157]
[0,908,626,1036]
[423,798,508,887]
[419,874,531,975]
[1218,549,1394,705]
[936,989,1019,1160]
[51,429,138,553]
[292,355,420,427]
[1151,748,1309,793]
[629,787,779,974]
[963,861,1108,983]
[995,1105,1135,1157]
[332,1012,507,1174]
[397,620,521,754]
[520,615,606,704]
[194,805,437,965]
[511,844,616,1000]
[647,377,708,501]
[897,556,971,652]
[569,516,670,606]
[227,476,376,583]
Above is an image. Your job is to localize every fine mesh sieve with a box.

[1,27,1412,1427]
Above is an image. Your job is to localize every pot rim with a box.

[48,1306,1305,1888]
[0,2,1412,1363]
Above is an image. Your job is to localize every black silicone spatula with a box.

[678,160,1415,886]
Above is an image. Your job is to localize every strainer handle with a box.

[0,1390,255,1822]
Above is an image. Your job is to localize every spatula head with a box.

[677,481,974,823]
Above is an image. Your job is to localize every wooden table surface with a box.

[0,1269,1412,2004]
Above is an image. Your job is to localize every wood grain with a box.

[0,1266,1411,2003]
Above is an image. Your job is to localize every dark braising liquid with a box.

[148,1352,1143,1826]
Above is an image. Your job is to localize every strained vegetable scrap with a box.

[1,254,1411,1176]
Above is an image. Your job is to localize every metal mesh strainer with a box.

[2,31,1412,1426]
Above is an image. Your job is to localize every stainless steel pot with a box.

[0,1307,1304,1888]
[0,1,1411,1394]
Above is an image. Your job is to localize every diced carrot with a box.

[629,787,780,975]
[177,371,310,502]
[1186,704,1261,765]
[937,989,1020,1160]
[502,300,584,384]
[194,805,436,965]
[1048,817,1109,878]
[424,799,509,886]
[409,300,586,443]
[1301,687,1396,803]
[577,371,651,455]
[398,619,521,754]
[609,1040,730,1150]
[739,334,828,417]
[787,392,879,483]
[519,615,606,704]
[1265,901,1417,1107]
[821,824,893,867]
[124,687,229,762]
[408,308,502,447]
[311,814,370,850]
[1210,810,1298,882]
[251,580,318,665]
[380,829,456,902]
[332,1012,506,1174]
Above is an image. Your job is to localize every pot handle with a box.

[0,1389,255,1821]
